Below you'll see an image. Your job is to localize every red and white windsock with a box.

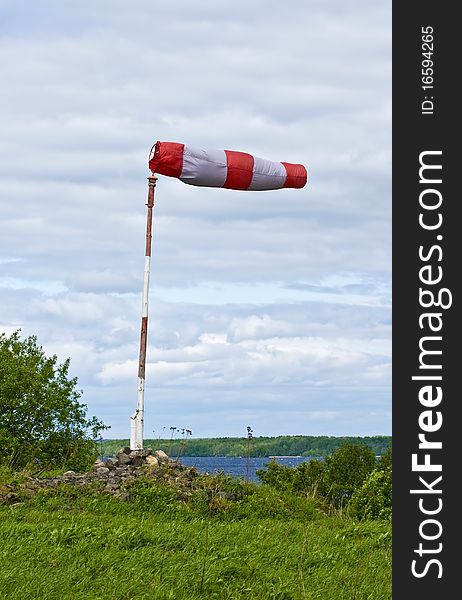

[148,141,307,191]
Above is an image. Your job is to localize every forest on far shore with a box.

[101,435,392,458]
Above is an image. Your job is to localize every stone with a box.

[154,450,169,462]
[0,448,215,506]
[131,455,144,468]
[117,447,131,455]
[117,453,131,466]
[104,482,119,491]
[95,467,110,476]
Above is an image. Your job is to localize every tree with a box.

[0,330,107,470]
[321,443,376,508]
[349,444,392,520]
[378,445,392,470]
[350,466,392,520]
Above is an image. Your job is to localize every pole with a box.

[245,426,253,481]
[130,175,157,450]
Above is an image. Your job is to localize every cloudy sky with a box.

[0,0,391,439]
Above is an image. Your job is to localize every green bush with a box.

[257,460,294,490]
[321,444,376,508]
[257,458,325,496]
[0,330,107,471]
[257,444,379,511]
[378,446,392,470]
[350,467,392,520]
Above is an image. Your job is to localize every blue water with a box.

[179,456,316,482]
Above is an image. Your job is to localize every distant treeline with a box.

[101,435,391,458]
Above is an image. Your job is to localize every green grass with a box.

[0,484,391,600]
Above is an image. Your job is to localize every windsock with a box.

[148,141,307,191]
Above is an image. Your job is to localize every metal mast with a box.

[130,175,157,450]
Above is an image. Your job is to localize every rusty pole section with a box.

[130,175,157,450]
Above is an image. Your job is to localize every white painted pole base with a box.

[130,378,145,450]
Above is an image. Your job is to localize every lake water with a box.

[179,456,315,482]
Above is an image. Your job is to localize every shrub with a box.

[321,444,376,508]
[350,467,392,520]
[0,330,107,470]
[257,458,325,496]
[258,445,377,510]
[378,446,392,470]
[257,460,294,490]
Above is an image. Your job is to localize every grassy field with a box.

[0,480,391,600]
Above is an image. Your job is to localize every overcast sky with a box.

[0,0,391,439]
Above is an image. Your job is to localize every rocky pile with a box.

[1,447,198,504]
[93,446,167,472]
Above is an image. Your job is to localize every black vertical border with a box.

[393,3,458,598]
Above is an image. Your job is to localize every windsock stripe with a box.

[248,156,286,191]
[180,147,227,187]
[223,150,254,190]
[148,141,184,178]
[282,162,308,189]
